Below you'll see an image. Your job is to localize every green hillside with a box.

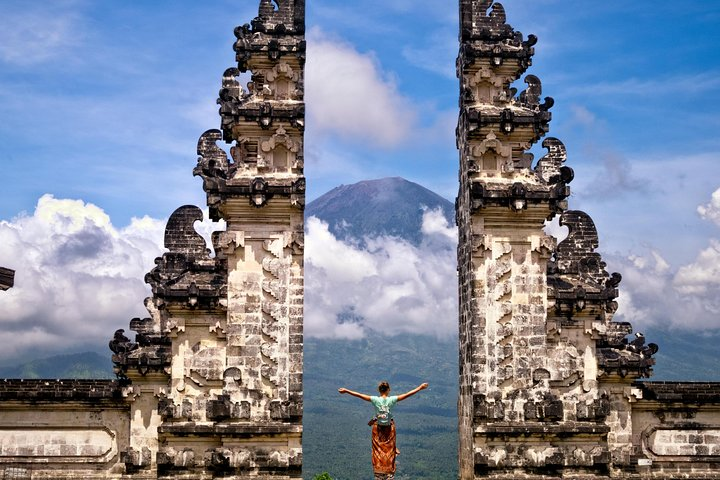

[643,327,720,381]
[0,351,113,379]
[303,333,458,480]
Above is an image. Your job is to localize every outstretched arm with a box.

[338,388,371,402]
[397,383,429,402]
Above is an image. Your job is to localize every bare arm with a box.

[338,388,371,402]
[397,383,429,402]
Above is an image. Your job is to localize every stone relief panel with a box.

[0,427,116,463]
[259,127,303,173]
[646,428,720,458]
[223,231,295,420]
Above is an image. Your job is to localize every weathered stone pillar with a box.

[112,1,305,478]
[193,0,305,476]
[455,2,658,479]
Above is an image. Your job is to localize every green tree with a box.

[313,473,334,480]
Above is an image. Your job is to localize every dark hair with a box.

[378,381,390,394]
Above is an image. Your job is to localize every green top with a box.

[370,395,398,424]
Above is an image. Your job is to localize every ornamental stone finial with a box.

[0,266,14,291]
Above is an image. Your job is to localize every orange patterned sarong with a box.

[371,420,397,475]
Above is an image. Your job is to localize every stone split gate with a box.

[1,1,720,479]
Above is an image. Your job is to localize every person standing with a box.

[338,382,429,479]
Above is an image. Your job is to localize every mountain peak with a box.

[306,178,454,245]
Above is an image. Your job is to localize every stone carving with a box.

[121,447,151,473]
[108,329,137,355]
[515,75,554,112]
[260,126,303,171]
[195,129,232,185]
[0,267,14,291]
[457,1,660,478]
[112,205,228,378]
[460,1,512,41]
[157,447,195,469]
[535,137,573,184]
[548,210,629,323]
[144,205,227,304]
[123,0,305,476]
[219,67,245,103]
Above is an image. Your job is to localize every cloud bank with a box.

[0,196,460,363]
[305,208,458,340]
[610,187,720,331]
[306,28,417,147]
[3,187,720,364]
[0,195,165,362]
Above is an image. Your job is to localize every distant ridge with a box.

[306,177,454,245]
[0,351,112,379]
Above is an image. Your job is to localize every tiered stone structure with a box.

[112,0,305,477]
[456,1,720,479]
[0,2,304,479]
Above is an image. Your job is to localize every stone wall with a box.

[627,382,720,478]
[0,380,129,479]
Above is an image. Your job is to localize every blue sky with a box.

[0,0,719,362]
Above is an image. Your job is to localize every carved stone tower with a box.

[455,1,658,478]
[110,1,305,477]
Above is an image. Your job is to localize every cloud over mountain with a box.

[3,180,720,363]
[305,208,458,340]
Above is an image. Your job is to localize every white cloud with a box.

[0,194,230,363]
[0,2,82,66]
[610,244,720,331]
[305,209,458,340]
[305,217,378,284]
[609,251,678,329]
[609,186,720,331]
[674,239,720,296]
[0,195,166,363]
[698,187,720,227]
[421,207,457,241]
[569,104,597,127]
[306,28,417,147]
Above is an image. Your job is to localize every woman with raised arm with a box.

[338,381,429,480]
